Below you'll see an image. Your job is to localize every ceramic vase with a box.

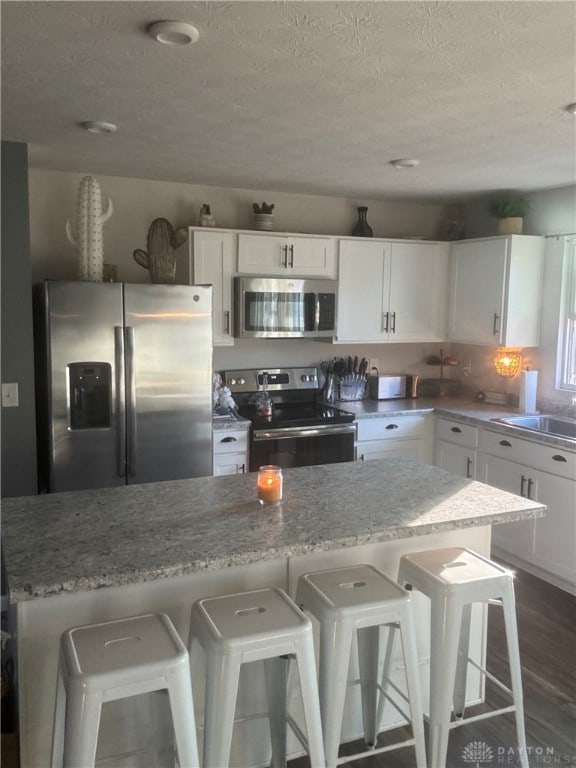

[352,206,373,237]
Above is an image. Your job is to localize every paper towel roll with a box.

[519,369,538,413]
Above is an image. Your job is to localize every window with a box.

[558,237,576,391]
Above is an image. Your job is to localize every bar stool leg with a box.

[166,664,201,768]
[398,605,427,768]
[318,619,354,767]
[429,597,463,768]
[203,651,241,768]
[63,689,102,768]
[501,582,529,768]
[294,638,326,768]
[51,663,67,768]
[264,656,289,768]
[453,603,472,719]
[357,625,380,748]
[375,623,397,733]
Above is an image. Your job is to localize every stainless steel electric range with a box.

[223,367,356,472]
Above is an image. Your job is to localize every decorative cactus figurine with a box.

[66,176,113,281]
[133,218,188,283]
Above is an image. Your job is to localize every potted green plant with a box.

[487,195,529,235]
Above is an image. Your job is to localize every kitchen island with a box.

[3,459,545,767]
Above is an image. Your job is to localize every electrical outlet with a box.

[2,382,19,407]
[369,358,379,374]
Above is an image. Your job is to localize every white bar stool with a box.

[296,564,427,768]
[397,547,528,768]
[188,586,325,768]
[51,612,199,768]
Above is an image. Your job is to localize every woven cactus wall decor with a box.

[66,176,113,281]
[133,218,188,283]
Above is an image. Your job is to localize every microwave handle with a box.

[314,293,321,331]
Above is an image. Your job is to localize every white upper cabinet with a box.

[177,228,235,346]
[237,233,337,278]
[448,235,544,346]
[336,239,449,343]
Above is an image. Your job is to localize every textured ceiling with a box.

[1,1,575,201]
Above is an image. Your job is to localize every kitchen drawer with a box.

[479,428,576,479]
[213,429,249,455]
[436,418,478,448]
[357,438,426,462]
[357,415,427,442]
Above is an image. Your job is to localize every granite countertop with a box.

[338,397,576,451]
[213,413,251,431]
[3,458,544,602]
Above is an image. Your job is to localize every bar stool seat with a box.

[296,564,427,768]
[188,586,325,768]
[398,547,528,768]
[51,612,199,768]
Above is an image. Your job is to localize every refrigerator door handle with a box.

[114,326,127,478]
[125,326,137,476]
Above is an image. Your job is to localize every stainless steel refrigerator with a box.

[35,281,213,492]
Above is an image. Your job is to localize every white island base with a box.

[18,526,491,768]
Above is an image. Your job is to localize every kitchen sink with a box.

[492,414,576,440]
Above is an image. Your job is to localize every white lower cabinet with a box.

[475,454,536,562]
[213,428,248,476]
[435,418,478,478]
[356,415,433,464]
[476,428,575,594]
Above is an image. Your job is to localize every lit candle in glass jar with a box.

[257,465,283,504]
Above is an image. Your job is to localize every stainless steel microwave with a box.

[234,276,337,338]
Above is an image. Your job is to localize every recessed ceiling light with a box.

[564,103,576,115]
[390,159,420,169]
[80,121,117,134]
[148,20,200,46]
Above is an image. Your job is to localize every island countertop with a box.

[3,458,545,602]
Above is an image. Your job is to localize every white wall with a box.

[28,170,444,284]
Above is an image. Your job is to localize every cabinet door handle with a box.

[493,312,500,336]
[359,454,365,461]
[552,454,568,462]
[390,311,396,333]
[289,244,294,268]
[221,436,237,443]
[527,477,534,499]
[281,245,288,268]
[382,312,389,332]
[451,426,462,433]
[520,474,526,497]
[385,423,399,430]
[499,439,512,447]
[466,457,473,478]
[224,310,230,335]
[240,464,246,473]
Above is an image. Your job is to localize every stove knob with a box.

[238,377,246,385]
[229,378,237,386]
[301,374,309,382]
[309,374,316,381]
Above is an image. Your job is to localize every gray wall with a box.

[1,141,37,496]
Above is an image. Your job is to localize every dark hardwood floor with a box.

[292,564,576,768]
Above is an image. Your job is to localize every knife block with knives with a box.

[320,355,369,401]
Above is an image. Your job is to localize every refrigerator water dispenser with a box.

[68,363,112,429]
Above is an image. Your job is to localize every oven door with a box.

[250,424,356,471]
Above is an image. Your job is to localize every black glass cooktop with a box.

[239,403,355,430]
